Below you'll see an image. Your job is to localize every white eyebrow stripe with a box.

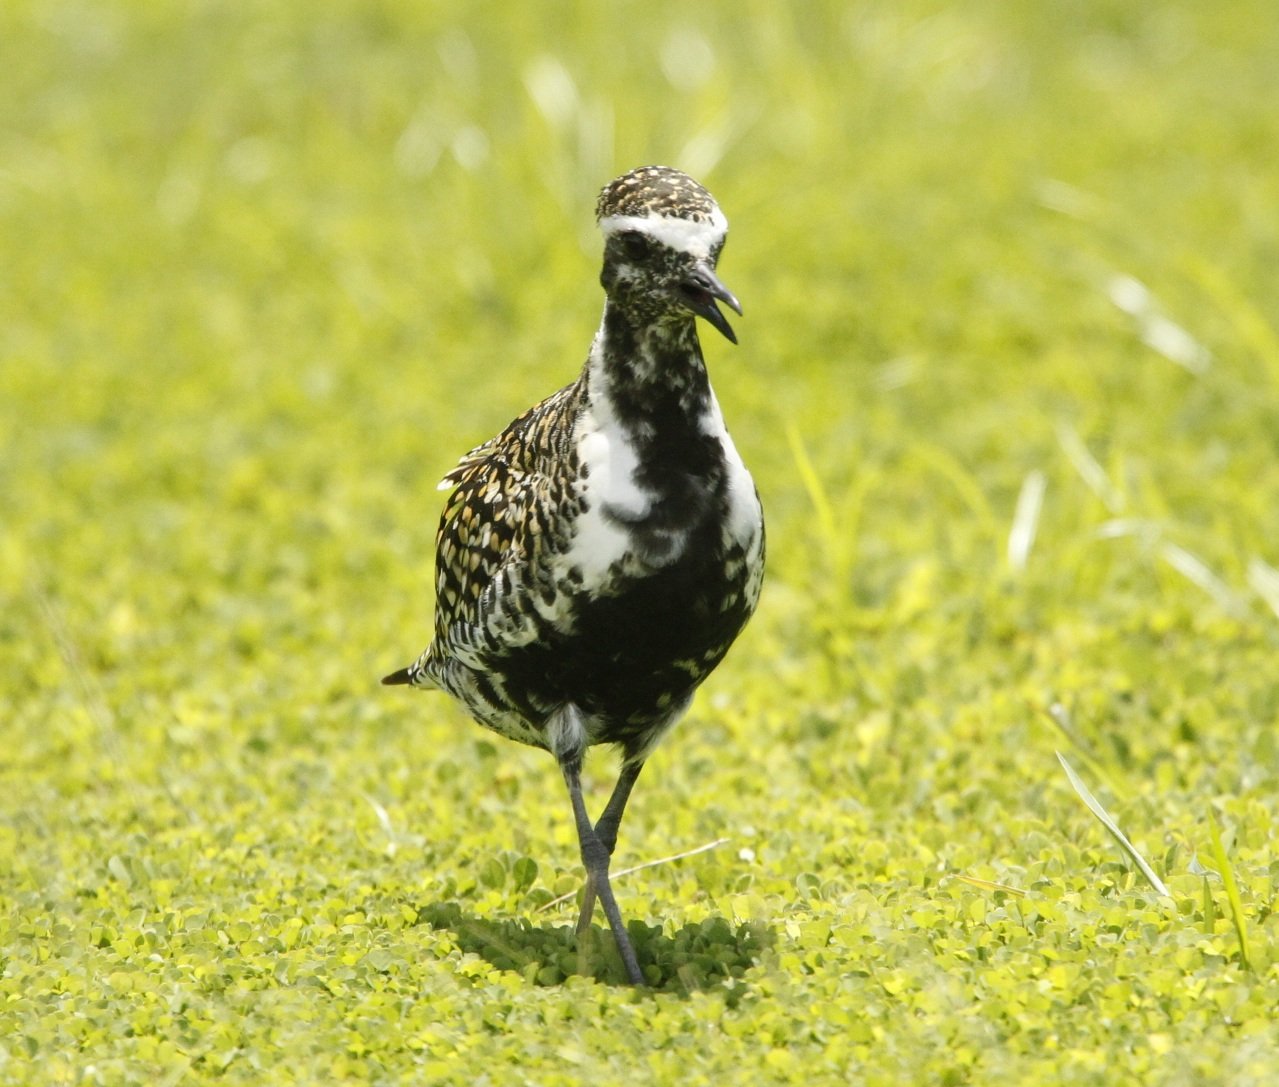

[598,209,728,256]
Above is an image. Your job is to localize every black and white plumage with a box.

[384,165,765,985]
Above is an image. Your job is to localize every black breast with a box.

[488,443,755,756]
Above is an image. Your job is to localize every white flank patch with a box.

[598,208,728,258]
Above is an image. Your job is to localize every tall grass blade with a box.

[1108,273,1211,374]
[785,424,838,558]
[1056,423,1124,513]
[1207,810,1251,971]
[1042,702,1122,794]
[1007,469,1046,572]
[1180,254,1279,388]
[785,422,858,591]
[1158,542,1247,618]
[1246,556,1279,621]
[906,442,996,531]
[1056,752,1172,899]
[1201,876,1216,935]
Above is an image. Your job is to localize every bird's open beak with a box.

[679,261,743,344]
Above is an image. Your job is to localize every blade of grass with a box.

[1007,469,1046,573]
[1201,877,1216,935]
[1207,810,1251,971]
[905,442,997,535]
[1056,752,1172,899]
[1180,253,1279,389]
[1246,555,1279,621]
[785,424,840,562]
[1158,541,1248,619]
[784,423,870,598]
[1056,422,1125,513]
[363,794,400,857]
[1042,701,1110,785]
[1107,272,1211,374]
[955,874,1027,898]
[538,837,730,912]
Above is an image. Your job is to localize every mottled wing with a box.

[432,454,534,644]
[438,381,577,490]
[426,382,583,665]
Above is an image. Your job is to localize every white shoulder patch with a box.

[566,410,651,585]
[702,387,763,545]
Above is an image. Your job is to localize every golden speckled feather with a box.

[431,380,586,644]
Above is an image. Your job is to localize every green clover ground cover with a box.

[4,1,1279,1083]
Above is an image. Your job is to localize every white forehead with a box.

[598,208,728,258]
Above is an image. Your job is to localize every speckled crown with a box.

[596,166,719,223]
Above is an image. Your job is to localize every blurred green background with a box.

[4,1,1279,1083]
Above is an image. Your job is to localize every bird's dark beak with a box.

[679,261,743,344]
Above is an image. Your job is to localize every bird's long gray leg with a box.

[562,759,645,985]
[576,760,645,937]
[550,706,645,986]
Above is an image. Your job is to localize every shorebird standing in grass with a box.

[383,165,765,985]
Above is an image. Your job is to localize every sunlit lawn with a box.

[4,1,1279,1083]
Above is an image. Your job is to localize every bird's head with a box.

[595,165,742,344]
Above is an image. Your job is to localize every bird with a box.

[383,165,765,986]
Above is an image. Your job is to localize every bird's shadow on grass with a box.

[417,901,773,995]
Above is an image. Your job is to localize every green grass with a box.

[5,0,1279,1082]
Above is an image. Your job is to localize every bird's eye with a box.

[618,231,648,261]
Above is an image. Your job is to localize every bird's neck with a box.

[584,301,713,435]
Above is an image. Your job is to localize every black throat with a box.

[596,302,716,457]
[586,301,728,541]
